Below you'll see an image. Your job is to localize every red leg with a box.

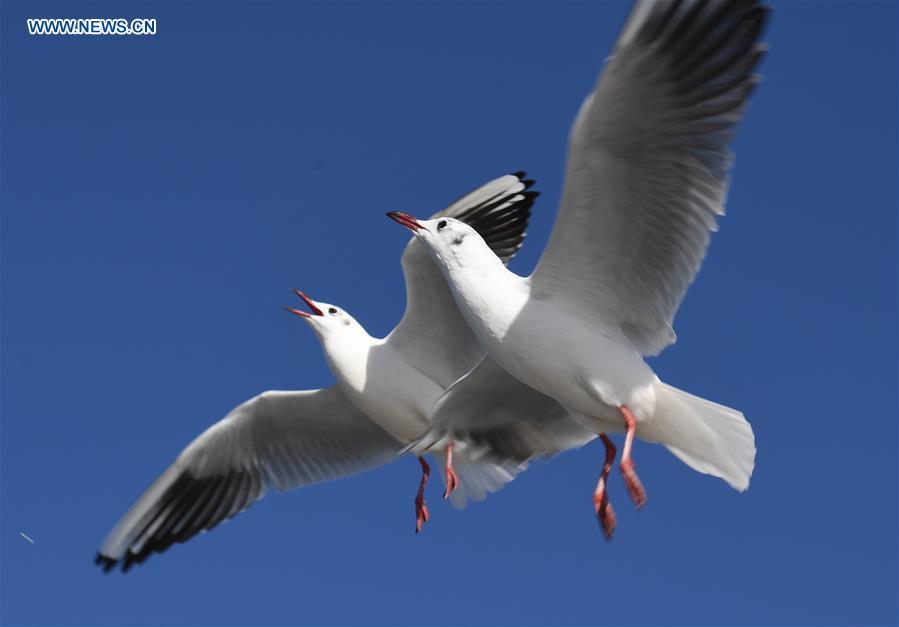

[414,456,430,533]
[593,433,618,540]
[619,405,647,509]
[443,442,459,500]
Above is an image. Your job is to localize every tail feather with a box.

[433,448,526,509]
[646,382,755,491]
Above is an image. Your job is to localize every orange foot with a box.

[593,486,617,540]
[414,456,430,533]
[415,496,429,533]
[593,432,618,539]
[619,405,647,509]
[621,458,646,509]
[443,442,459,499]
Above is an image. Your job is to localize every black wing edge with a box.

[94,466,265,573]
[636,0,771,116]
[453,171,538,264]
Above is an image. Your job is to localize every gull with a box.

[388,0,769,538]
[95,173,585,572]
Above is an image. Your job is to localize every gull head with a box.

[385,212,500,272]
[284,289,362,340]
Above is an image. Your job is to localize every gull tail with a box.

[433,448,526,510]
[644,382,755,492]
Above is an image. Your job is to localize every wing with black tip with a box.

[532,0,770,355]
[95,387,401,572]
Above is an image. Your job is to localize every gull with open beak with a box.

[392,0,768,539]
[95,173,592,572]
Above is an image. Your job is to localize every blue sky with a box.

[1,1,896,625]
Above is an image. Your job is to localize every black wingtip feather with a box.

[94,552,116,573]
[453,179,538,264]
[638,0,770,110]
[439,173,540,263]
[94,468,264,573]
[641,0,684,44]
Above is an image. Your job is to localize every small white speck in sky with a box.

[20,531,35,544]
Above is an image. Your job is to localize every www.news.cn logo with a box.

[27,18,157,36]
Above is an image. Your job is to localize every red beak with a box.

[284,289,324,318]
[386,211,424,232]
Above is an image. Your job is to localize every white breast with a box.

[449,272,657,427]
[323,337,442,442]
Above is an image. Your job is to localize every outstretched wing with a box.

[95,387,401,572]
[531,0,769,355]
[415,356,596,463]
[387,173,537,387]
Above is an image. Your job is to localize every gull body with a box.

[409,219,658,437]
[288,289,522,531]
[397,0,769,535]
[307,307,439,443]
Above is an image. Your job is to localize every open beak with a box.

[284,289,324,318]
[386,211,424,232]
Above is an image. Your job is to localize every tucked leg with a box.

[593,432,618,540]
[619,405,647,508]
[443,442,459,499]
[414,456,430,533]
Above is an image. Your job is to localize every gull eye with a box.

[328,307,338,314]
[437,220,447,230]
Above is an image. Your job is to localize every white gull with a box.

[390,0,769,538]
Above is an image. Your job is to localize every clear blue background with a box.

[2,1,896,625]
